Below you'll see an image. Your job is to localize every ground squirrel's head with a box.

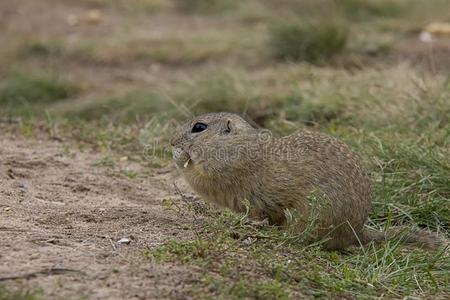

[170,112,257,171]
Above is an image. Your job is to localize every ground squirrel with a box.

[171,112,447,250]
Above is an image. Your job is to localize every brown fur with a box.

[171,112,447,250]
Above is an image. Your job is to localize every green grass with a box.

[0,71,79,117]
[76,0,171,14]
[18,41,64,59]
[174,72,256,116]
[0,286,43,300]
[16,40,96,65]
[270,21,348,63]
[66,91,172,122]
[173,0,239,14]
[145,209,449,298]
[340,0,405,21]
[362,133,450,231]
[100,33,236,66]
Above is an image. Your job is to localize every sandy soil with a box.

[0,132,201,300]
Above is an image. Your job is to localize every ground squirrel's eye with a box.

[192,122,207,133]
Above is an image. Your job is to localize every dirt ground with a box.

[0,131,201,300]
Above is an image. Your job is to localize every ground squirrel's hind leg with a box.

[361,226,449,250]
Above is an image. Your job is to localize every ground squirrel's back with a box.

[270,131,373,249]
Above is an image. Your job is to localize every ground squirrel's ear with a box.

[224,120,232,134]
[224,117,255,134]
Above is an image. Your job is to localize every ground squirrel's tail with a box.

[361,226,449,250]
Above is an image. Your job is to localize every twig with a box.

[108,236,117,251]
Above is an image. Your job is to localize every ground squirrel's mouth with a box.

[173,147,192,169]
[173,147,207,170]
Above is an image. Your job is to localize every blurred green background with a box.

[1,0,449,135]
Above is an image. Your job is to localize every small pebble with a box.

[118,238,131,245]
[419,31,433,43]
[4,207,11,212]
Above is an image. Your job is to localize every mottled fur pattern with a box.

[171,112,447,250]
